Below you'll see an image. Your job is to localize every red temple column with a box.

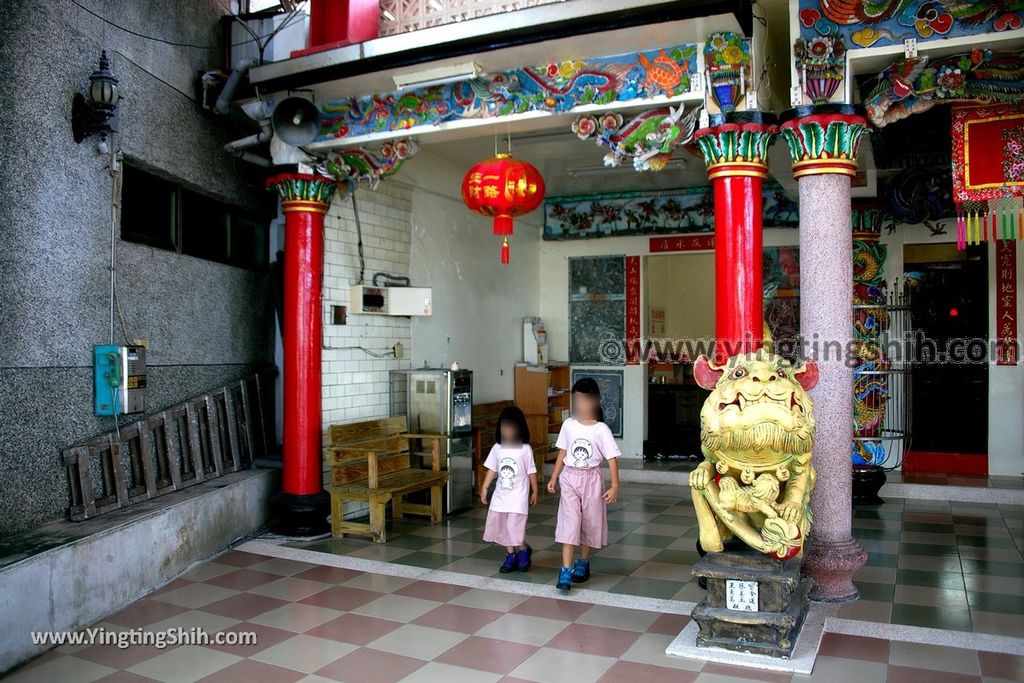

[693,113,778,363]
[780,104,870,602]
[266,173,338,537]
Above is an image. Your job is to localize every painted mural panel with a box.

[798,1,1024,48]
[763,246,801,359]
[852,235,890,465]
[318,44,699,142]
[570,368,625,438]
[569,256,626,365]
[544,185,798,240]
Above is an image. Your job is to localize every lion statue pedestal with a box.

[685,351,819,659]
[690,549,810,658]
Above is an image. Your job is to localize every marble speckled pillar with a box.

[780,105,870,603]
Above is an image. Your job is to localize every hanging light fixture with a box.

[72,50,120,150]
[461,153,545,264]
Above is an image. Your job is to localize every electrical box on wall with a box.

[94,344,147,416]
[349,285,432,316]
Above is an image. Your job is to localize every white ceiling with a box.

[421,116,711,197]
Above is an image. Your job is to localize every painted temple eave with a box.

[302,91,706,153]
[843,28,1024,76]
[239,3,753,154]
[790,2,1024,132]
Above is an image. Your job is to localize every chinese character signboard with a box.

[725,579,759,612]
[625,256,641,365]
[997,240,1018,366]
[649,234,716,252]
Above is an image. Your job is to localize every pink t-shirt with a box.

[555,418,621,469]
[484,444,536,515]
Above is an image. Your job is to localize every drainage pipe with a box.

[215,57,259,116]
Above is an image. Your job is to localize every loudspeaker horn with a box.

[271,97,321,146]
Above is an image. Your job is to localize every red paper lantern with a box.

[461,153,545,264]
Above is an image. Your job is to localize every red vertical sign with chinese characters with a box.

[996,240,1018,366]
[625,256,641,365]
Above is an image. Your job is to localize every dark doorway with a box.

[904,243,988,458]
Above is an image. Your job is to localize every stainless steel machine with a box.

[389,369,473,513]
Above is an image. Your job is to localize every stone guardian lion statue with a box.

[688,351,819,560]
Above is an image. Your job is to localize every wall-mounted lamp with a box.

[72,50,120,150]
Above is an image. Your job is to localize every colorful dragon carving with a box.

[689,352,819,560]
[571,105,702,171]
[318,45,696,141]
[865,48,1024,127]
[852,234,890,465]
[322,138,418,189]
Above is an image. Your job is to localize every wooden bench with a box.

[326,416,448,543]
[472,400,549,485]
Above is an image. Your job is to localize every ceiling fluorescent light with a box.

[428,0,444,11]
[510,131,573,145]
[567,159,687,177]
[393,61,481,90]
[382,8,396,21]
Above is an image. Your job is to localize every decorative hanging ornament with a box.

[461,153,545,264]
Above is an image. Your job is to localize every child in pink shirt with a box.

[479,406,538,573]
[547,377,621,592]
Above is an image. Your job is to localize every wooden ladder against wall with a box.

[63,372,273,521]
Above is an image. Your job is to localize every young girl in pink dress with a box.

[547,377,621,592]
[480,406,538,573]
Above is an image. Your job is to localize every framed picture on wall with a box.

[649,306,666,336]
[570,368,624,438]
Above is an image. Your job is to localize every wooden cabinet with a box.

[514,363,570,461]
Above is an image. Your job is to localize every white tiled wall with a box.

[321,182,414,453]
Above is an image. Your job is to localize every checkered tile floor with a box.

[844,497,1024,636]
[291,484,1024,637]
[9,548,1024,683]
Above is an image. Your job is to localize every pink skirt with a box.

[555,467,607,548]
[483,510,528,547]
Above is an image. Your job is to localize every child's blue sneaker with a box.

[572,559,590,583]
[499,552,518,573]
[515,544,532,571]
[556,567,573,592]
